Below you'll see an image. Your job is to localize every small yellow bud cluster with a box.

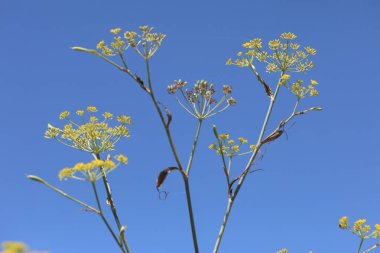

[279,74,291,86]
[276,249,288,253]
[209,134,254,157]
[227,32,317,75]
[339,216,349,229]
[280,32,297,40]
[87,106,98,113]
[168,80,236,120]
[76,110,84,116]
[1,242,27,253]
[290,79,319,99]
[58,155,127,182]
[45,107,132,154]
[242,38,262,49]
[338,216,380,240]
[96,40,114,56]
[117,115,133,125]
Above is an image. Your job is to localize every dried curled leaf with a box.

[158,102,172,128]
[263,81,273,98]
[164,106,172,128]
[156,167,178,189]
[261,130,283,144]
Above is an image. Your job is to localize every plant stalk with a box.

[91,182,126,253]
[27,175,99,213]
[213,199,233,253]
[144,58,200,253]
[186,120,203,176]
[358,238,364,253]
[94,153,132,253]
[213,72,284,253]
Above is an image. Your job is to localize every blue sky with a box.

[1,0,380,252]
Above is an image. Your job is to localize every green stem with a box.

[94,154,132,253]
[184,178,200,252]
[27,175,99,213]
[213,71,284,253]
[212,125,231,195]
[233,72,284,199]
[186,120,203,176]
[91,182,126,253]
[213,199,233,253]
[144,58,200,253]
[358,238,364,253]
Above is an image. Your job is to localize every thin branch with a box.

[91,182,126,253]
[27,175,99,213]
[144,58,200,253]
[185,120,203,176]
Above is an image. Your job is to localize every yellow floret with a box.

[310,79,318,85]
[59,111,70,120]
[87,106,98,113]
[110,28,122,35]
[231,145,239,152]
[115,155,128,165]
[219,134,229,140]
[103,160,116,170]
[238,137,248,144]
[117,115,132,125]
[339,216,349,229]
[353,219,366,232]
[76,110,84,116]
[209,143,216,150]
[92,159,104,167]
[58,168,74,180]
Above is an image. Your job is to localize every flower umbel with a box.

[44,107,132,154]
[228,32,316,74]
[168,80,235,120]
[339,216,380,240]
[209,134,254,157]
[1,242,27,253]
[58,156,127,182]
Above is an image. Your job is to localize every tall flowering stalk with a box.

[29,26,323,252]
[72,26,236,253]
[28,107,132,253]
[211,32,321,253]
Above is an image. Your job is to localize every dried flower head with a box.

[168,79,235,120]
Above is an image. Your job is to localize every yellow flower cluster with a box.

[227,32,317,74]
[44,106,132,154]
[58,155,128,182]
[290,79,319,99]
[95,26,165,59]
[339,216,380,239]
[209,134,255,157]
[339,216,349,229]
[1,242,27,253]
[279,74,291,86]
[276,249,288,253]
